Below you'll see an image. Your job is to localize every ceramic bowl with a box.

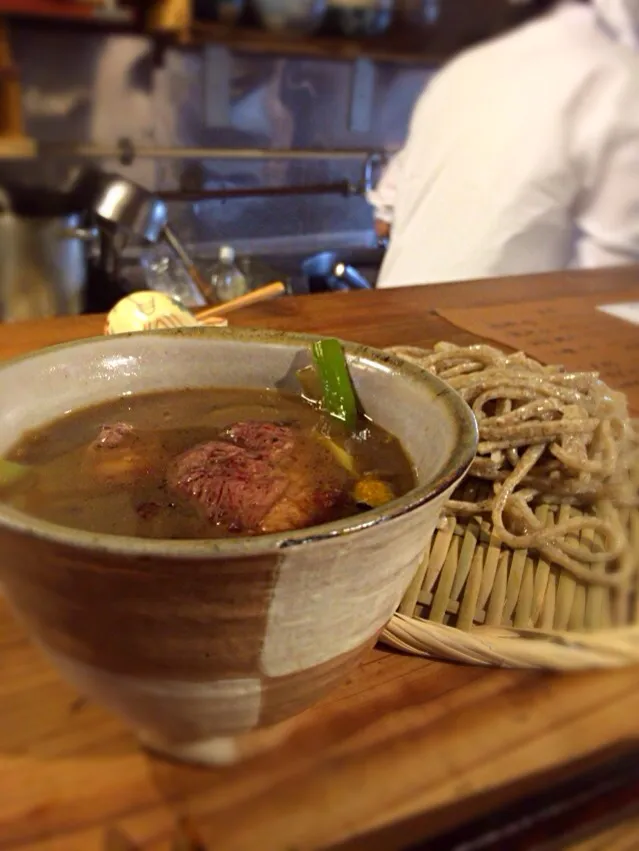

[0,328,477,765]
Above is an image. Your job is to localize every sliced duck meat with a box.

[91,422,137,450]
[222,421,296,457]
[168,421,350,535]
[168,439,289,532]
[84,422,162,485]
[259,455,346,534]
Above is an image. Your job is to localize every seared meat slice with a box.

[91,423,136,450]
[84,422,161,485]
[167,440,289,532]
[222,421,295,457]
[259,451,346,534]
[168,421,348,535]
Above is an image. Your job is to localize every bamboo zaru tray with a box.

[380,343,639,671]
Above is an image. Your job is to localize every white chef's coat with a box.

[374,0,639,288]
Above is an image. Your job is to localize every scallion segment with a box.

[311,338,358,431]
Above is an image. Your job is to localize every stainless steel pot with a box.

[0,187,95,322]
[91,176,168,243]
[89,173,216,304]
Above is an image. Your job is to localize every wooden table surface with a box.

[1,266,639,851]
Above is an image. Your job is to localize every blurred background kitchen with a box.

[0,0,528,321]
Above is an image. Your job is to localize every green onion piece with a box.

[0,459,29,488]
[311,338,358,431]
[314,431,358,476]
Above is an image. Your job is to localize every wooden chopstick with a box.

[196,281,286,321]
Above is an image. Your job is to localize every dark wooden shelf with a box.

[189,20,447,66]
[0,0,135,24]
[0,3,448,65]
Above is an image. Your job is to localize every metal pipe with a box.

[38,142,385,162]
[158,180,356,202]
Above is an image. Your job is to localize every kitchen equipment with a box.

[208,244,248,303]
[162,226,216,303]
[140,243,203,307]
[0,185,95,322]
[302,250,372,292]
[89,173,216,305]
[253,0,327,34]
[158,179,354,202]
[91,175,168,244]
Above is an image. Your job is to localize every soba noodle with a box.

[389,342,639,589]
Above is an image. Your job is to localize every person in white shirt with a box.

[370,0,639,288]
[369,148,405,243]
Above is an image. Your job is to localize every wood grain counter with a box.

[1,266,638,851]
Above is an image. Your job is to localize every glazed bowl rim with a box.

[0,326,478,558]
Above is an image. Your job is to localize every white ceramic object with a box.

[105,290,227,335]
[0,328,476,766]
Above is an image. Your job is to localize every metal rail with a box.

[39,141,387,164]
[158,180,356,201]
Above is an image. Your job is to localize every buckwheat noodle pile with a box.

[389,342,639,591]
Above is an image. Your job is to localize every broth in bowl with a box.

[0,385,415,539]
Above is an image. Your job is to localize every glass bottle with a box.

[209,245,248,302]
